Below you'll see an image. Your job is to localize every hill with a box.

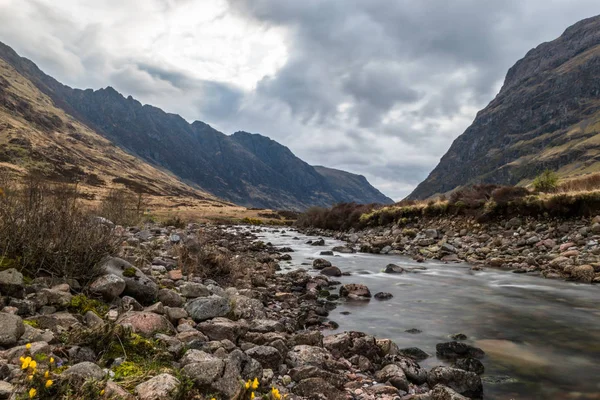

[409,15,600,200]
[0,41,392,210]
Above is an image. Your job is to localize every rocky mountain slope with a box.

[0,55,220,202]
[0,41,392,210]
[312,165,391,205]
[409,15,600,200]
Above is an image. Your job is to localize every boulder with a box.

[184,296,231,322]
[117,312,176,337]
[158,289,184,307]
[374,292,393,300]
[431,384,470,400]
[135,373,180,400]
[312,259,332,270]
[294,377,346,400]
[89,274,126,301]
[428,366,483,399]
[374,364,408,391]
[320,266,342,277]
[384,264,404,273]
[197,317,248,342]
[245,345,283,368]
[228,295,267,320]
[436,341,485,360]
[180,283,210,298]
[287,345,333,367]
[0,313,25,346]
[339,283,371,299]
[454,357,485,375]
[63,362,105,382]
[101,257,158,305]
[0,268,24,297]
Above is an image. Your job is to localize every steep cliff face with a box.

[409,16,600,200]
[0,41,392,210]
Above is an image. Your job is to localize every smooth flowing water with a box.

[252,227,600,400]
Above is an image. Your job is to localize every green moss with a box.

[122,267,137,278]
[23,319,40,329]
[68,294,108,316]
[112,361,145,380]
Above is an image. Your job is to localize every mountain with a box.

[312,166,392,205]
[409,15,600,200]
[0,53,220,202]
[0,41,392,210]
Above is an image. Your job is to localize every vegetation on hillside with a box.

[297,171,600,231]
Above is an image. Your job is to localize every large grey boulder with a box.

[117,312,175,337]
[0,268,24,297]
[184,296,231,322]
[374,364,409,391]
[0,313,25,346]
[63,362,105,382]
[101,257,158,305]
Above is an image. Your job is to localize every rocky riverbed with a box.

[302,215,600,283]
[0,223,490,400]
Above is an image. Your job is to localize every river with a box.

[251,227,600,400]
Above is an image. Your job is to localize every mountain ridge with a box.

[0,41,392,210]
[409,15,600,200]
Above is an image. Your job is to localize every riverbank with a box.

[301,214,600,284]
[0,222,488,400]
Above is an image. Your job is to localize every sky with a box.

[1,0,599,200]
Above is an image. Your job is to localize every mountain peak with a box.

[409,15,600,200]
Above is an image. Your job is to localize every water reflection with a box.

[250,228,600,400]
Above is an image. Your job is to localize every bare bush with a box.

[98,188,146,226]
[0,174,120,283]
[295,202,381,231]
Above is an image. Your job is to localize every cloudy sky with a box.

[1,0,599,199]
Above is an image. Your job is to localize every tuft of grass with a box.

[68,294,108,317]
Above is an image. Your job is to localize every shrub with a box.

[491,185,530,204]
[296,203,381,231]
[98,188,146,226]
[0,174,120,284]
[161,215,186,229]
[449,184,499,208]
[532,170,559,193]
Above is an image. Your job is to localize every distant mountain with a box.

[0,41,392,210]
[312,166,392,205]
[409,15,600,200]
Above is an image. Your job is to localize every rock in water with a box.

[374,292,393,300]
[428,366,483,399]
[384,264,404,273]
[339,283,371,300]
[312,259,332,270]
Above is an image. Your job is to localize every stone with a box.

[249,319,285,333]
[571,265,595,283]
[320,251,334,256]
[399,347,429,361]
[312,259,332,270]
[84,311,105,329]
[104,382,136,400]
[198,317,248,342]
[374,292,393,300]
[40,288,72,307]
[431,384,470,400]
[454,357,485,375]
[229,295,267,320]
[287,345,333,367]
[294,377,346,400]
[180,282,210,298]
[63,362,105,382]
[89,274,126,301]
[374,364,409,391]
[339,283,371,299]
[101,257,158,305]
[135,373,181,400]
[332,246,355,254]
[311,238,325,246]
[0,381,15,398]
[0,268,24,297]
[184,296,231,322]
[436,341,485,360]
[428,366,483,399]
[320,266,342,277]
[158,289,184,307]
[384,264,404,273]
[0,312,25,346]
[117,312,176,337]
[68,346,96,363]
[245,345,283,368]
